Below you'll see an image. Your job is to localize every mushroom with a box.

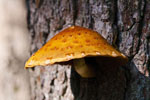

[25,26,128,78]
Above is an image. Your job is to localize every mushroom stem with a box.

[73,58,96,78]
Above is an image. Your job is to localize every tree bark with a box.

[26,0,150,100]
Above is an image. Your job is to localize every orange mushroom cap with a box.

[25,26,128,68]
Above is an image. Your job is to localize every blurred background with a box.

[0,0,31,100]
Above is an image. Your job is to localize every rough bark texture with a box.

[26,0,150,100]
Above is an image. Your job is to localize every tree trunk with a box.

[26,0,150,100]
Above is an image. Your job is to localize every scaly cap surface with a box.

[25,26,128,68]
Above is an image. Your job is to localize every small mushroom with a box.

[25,26,128,78]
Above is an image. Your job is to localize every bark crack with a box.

[147,37,150,74]
[113,0,120,48]
[125,21,136,32]
[72,0,78,25]
[135,0,146,55]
